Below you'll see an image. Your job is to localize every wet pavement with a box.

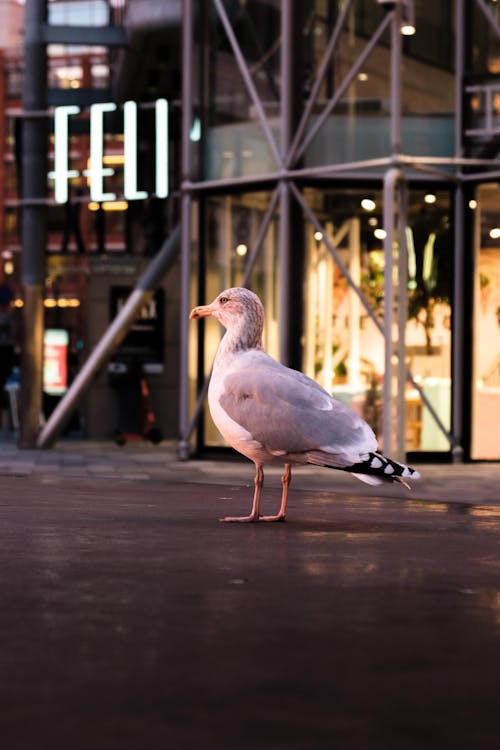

[0,441,499,748]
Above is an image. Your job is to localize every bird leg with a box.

[258,463,291,522]
[219,464,264,523]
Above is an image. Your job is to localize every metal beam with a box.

[47,88,113,108]
[42,24,126,46]
[475,0,500,38]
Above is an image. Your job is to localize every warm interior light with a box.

[374,228,387,240]
[361,198,376,211]
[313,231,323,241]
[469,199,478,209]
[489,227,500,239]
[401,24,416,36]
[88,201,128,211]
[424,193,437,204]
[43,297,81,308]
[235,243,248,257]
[103,154,125,165]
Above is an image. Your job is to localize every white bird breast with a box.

[208,370,267,460]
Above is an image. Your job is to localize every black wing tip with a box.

[346,452,420,483]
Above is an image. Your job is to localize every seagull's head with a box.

[190,287,264,348]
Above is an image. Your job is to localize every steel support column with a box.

[382,168,407,459]
[451,0,466,462]
[278,0,294,365]
[19,0,48,448]
[382,2,405,459]
[178,0,194,459]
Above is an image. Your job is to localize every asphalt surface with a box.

[0,440,499,749]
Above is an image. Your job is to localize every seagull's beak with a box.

[189,303,215,320]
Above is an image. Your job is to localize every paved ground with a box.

[0,439,499,749]
[1,437,500,505]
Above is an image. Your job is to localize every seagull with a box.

[190,287,420,523]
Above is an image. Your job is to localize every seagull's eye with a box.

[219,296,229,305]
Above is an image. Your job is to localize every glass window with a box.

[48,1,110,28]
[471,183,500,459]
[197,0,281,181]
[470,0,500,76]
[200,190,280,446]
[302,185,452,452]
[48,47,110,89]
[302,0,454,167]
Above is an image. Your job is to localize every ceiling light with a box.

[235,243,248,257]
[374,228,387,240]
[469,199,477,209]
[313,231,323,241]
[489,227,500,239]
[361,198,376,211]
[424,193,437,204]
[401,24,416,36]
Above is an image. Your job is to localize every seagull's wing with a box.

[218,351,377,465]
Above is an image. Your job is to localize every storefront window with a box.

[48,1,110,28]
[302,186,452,451]
[303,1,455,167]
[201,190,279,445]
[470,0,500,76]
[199,0,281,180]
[471,183,500,460]
[47,46,110,89]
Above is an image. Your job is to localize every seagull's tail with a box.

[306,450,420,489]
[346,452,420,489]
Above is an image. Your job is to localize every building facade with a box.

[1,1,500,460]
[179,0,500,463]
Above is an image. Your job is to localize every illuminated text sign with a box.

[49,99,169,204]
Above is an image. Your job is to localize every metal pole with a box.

[390,2,402,157]
[397,180,408,459]
[382,4,404,458]
[37,226,181,447]
[383,167,401,456]
[178,0,194,460]
[19,0,47,448]
[278,0,293,365]
[452,0,466,462]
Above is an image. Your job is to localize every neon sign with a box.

[49,99,169,204]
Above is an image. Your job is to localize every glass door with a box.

[201,190,280,447]
[471,184,500,460]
